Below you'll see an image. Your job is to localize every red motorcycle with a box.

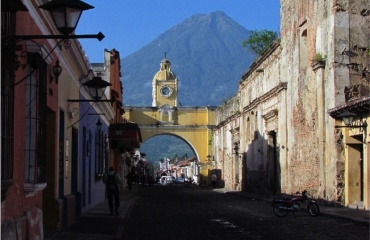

[271,190,320,217]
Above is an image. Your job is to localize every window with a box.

[299,28,308,71]
[1,10,16,190]
[159,104,174,123]
[24,53,47,184]
[95,127,106,176]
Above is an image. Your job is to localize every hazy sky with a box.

[76,0,280,63]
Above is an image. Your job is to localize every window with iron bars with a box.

[1,9,16,200]
[24,53,47,184]
[95,129,107,176]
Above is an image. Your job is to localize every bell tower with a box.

[152,56,178,108]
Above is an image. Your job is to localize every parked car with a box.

[160,176,174,185]
[175,177,185,184]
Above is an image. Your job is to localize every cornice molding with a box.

[242,82,287,114]
[262,109,278,121]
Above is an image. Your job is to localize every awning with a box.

[109,122,142,152]
[327,96,370,119]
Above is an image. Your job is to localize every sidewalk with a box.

[48,189,135,240]
[214,188,369,225]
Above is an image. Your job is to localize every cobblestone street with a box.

[121,185,369,240]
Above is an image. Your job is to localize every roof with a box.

[154,58,177,81]
[169,157,197,167]
[327,96,370,118]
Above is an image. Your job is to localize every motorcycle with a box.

[271,190,320,217]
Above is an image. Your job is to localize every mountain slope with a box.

[121,11,256,106]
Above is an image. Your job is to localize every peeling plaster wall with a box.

[1,208,43,240]
[280,0,329,197]
[215,44,284,194]
[239,46,284,195]
[278,0,369,200]
[214,98,239,190]
[214,0,369,202]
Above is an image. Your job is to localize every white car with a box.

[160,176,174,185]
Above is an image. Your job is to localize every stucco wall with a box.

[124,106,216,177]
[214,0,369,204]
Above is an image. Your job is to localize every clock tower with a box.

[152,57,178,107]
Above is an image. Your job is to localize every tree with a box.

[242,29,278,55]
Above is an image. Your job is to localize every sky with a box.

[76,0,280,63]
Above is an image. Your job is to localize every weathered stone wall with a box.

[214,0,369,202]
[280,0,369,200]
[279,0,338,198]
[213,94,240,190]
[239,45,284,195]
[214,44,284,193]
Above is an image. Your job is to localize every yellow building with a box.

[124,58,216,182]
[152,58,179,108]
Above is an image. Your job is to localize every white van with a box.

[160,176,174,185]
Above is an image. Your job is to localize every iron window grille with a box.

[1,9,16,199]
[24,53,47,184]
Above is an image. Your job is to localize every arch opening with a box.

[139,134,201,183]
[140,133,197,162]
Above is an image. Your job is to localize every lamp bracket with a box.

[8,32,105,41]
[68,99,114,103]
[335,120,367,129]
[335,125,365,128]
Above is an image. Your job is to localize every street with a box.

[121,184,369,240]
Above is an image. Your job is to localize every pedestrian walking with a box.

[126,170,133,192]
[103,166,122,215]
[211,172,217,188]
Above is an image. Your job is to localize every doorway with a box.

[267,130,280,195]
[346,140,364,206]
[71,127,81,217]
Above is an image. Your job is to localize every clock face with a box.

[160,85,173,98]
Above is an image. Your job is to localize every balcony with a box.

[109,122,142,153]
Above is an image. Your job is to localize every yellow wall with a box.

[342,115,369,209]
[124,107,159,125]
[124,107,215,126]
[156,81,177,106]
[123,106,216,169]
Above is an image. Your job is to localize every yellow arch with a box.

[123,106,216,174]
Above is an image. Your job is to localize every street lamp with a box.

[233,142,239,156]
[335,110,367,129]
[96,119,102,131]
[12,0,104,41]
[68,76,114,103]
[84,77,112,100]
[233,141,240,189]
[52,60,63,83]
[39,0,94,36]
[8,0,105,87]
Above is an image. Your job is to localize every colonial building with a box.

[213,0,369,209]
[213,42,283,192]
[1,1,141,239]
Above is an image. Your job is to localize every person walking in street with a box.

[125,170,133,192]
[103,166,122,215]
[211,172,217,188]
